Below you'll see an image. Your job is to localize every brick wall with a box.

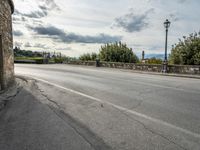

[0,0,14,90]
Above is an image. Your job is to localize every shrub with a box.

[169,32,200,65]
[99,42,138,63]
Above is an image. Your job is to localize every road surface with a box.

[14,64,200,150]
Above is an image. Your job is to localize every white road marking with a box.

[30,76,200,139]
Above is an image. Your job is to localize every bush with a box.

[147,57,162,64]
[169,32,200,65]
[79,53,98,61]
[99,42,138,63]
[34,58,44,64]
[54,58,63,63]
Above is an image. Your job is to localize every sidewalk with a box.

[0,81,21,111]
[0,78,110,150]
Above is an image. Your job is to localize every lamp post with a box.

[163,19,171,73]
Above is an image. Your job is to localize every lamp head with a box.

[164,19,171,29]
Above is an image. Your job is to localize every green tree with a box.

[99,42,138,63]
[169,32,200,65]
[91,53,98,61]
[79,53,92,61]
[79,52,98,61]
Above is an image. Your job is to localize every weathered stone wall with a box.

[65,61,200,75]
[168,65,200,75]
[0,0,14,90]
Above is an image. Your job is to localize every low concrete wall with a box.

[65,61,200,75]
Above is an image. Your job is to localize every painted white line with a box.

[30,77,200,139]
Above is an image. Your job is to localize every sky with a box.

[12,0,200,58]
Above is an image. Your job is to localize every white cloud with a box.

[13,0,200,57]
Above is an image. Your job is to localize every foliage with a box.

[14,47,67,64]
[169,32,200,65]
[91,53,98,61]
[54,58,64,63]
[64,56,78,62]
[99,42,138,63]
[14,47,43,57]
[35,58,45,64]
[147,57,162,64]
[79,53,98,61]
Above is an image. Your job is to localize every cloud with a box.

[13,30,24,36]
[169,13,180,22]
[24,10,48,19]
[14,41,23,48]
[24,42,32,48]
[14,8,48,19]
[33,43,49,49]
[28,25,122,44]
[177,0,187,3]
[13,0,60,19]
[41,0,60,11]
[113,8,154,32]
[22,42,50,49]
[56,47,72,51]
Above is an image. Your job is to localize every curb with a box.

[128,70,200,79]
[100,67,200,79]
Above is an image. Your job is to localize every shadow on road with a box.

[0,79,112,150]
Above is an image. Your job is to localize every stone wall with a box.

[0,0,14,90]
[168,65,200,75]
[65,61,200,75]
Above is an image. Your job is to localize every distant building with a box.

[0,0,14,90]
[141,51,149,64]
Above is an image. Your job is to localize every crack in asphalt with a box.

[130,100,143,110]
[34,80,187,150]
[25,76,199,150]
[117,109,188,150]
[4,87,22,101]
[34,82,112,150]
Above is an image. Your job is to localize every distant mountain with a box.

[144,54,164,59]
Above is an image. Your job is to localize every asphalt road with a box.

[14,64,200,150]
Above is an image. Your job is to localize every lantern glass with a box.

[164,19,171,29]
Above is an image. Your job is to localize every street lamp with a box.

[162,19,171,73]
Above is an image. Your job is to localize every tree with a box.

[91,53,98,61]
[79,53,98,61]
[169,32,200,65]
[13,47,43,57]
[79,53,91,61]
[99,42,138,63]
